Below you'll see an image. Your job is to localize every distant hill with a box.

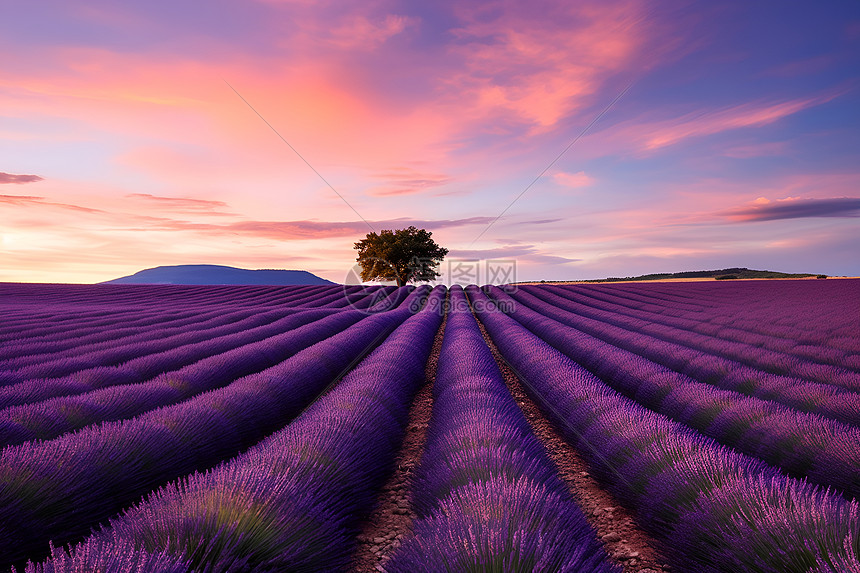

[523,268,822,284]
[102,265,335,285]
[598,268,819,282]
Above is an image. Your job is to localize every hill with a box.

[523,268,822,284]
[102,264,335,285]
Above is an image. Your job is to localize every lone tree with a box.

[354,226,448,287]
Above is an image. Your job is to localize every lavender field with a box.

[1,279,858,572]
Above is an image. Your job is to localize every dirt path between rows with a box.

[348,307,447,573]
[473,314,673,573]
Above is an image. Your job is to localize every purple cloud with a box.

[137,216,496,240]
[448,245,580,265]
[726,197,860,222]
[0,172,43,184]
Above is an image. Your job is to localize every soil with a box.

[473,316,673,573]
[348,309,446,573]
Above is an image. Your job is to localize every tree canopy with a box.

[353,226,448,287]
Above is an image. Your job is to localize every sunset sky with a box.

[2,0,859,284]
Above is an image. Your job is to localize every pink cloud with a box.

[553,170,594,188]
[325,14,413,50]
[0,193,104,213]
[448,245,580,265]
[159,216,496,241]
[575,89,847,159]
[438,0,688,133]
[0,194,43,204]
[365,168,454,197]
[126,193,235,215]
[641,92,842,151]
[722,141,791,158]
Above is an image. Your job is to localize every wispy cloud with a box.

[724,197,860,222]
[0,172,43,184]
[643,93,841,151]
[553,170,594,188]
[448,245,580,264]
[722,140,791,158]
[0,194,104,213]
[139,216,496,240]
[0,194,43,204]
[518,218,564,225]
[444,0,682,133]
[366,168,454,197]
[325,14,414,50]
[126,193,235,215]
[590,90,847,156]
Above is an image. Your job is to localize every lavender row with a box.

[549,283,860,372]
[577,280,859,354]
[0,307,201,345]
[0,283,336,310]
[0,286,340,341]
[468,286,860,573]
[0,309,315,386]
[1,289,405,402]
[0,308,340,409]
[514,286,860,425]
[388,286,617,572]
[344,285,399,311]
[0,308,282,378]
[0,302,301,364]
[370,285,416,311]
[549,283,859,371]
[0,309,372,447]
[0,287,430,568]
[489,286,860,499]
[280,285,360,308]
[528,286,860,388]
[0,307,255,367]
[598,280,854,339]
[26,286,446,572]
[304,284,367,308]
[0,308,151,341]
[546,282,823,352]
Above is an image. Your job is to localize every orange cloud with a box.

[443,0,686,132]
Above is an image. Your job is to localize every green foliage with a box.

[353,226,448,287]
